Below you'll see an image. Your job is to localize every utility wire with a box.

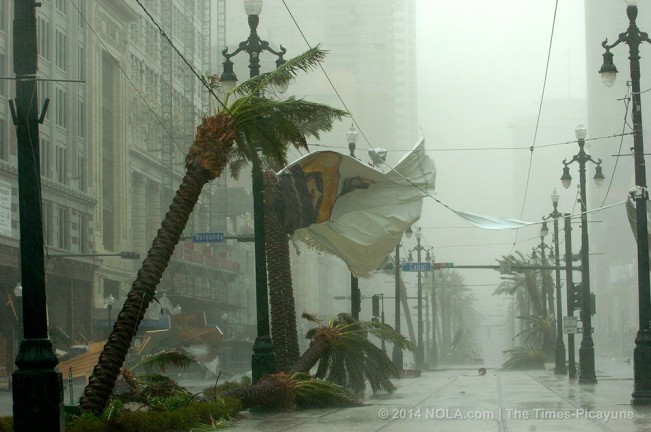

[133,0,228,112]
[281,0,374,156]
[70,0,183,153]
[512,0,559,254]
[304,131,632,153]
[600,87,632,207]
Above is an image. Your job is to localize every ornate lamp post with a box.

[564,213,577,379]
[532,223,551,316]
[12,1,63,429]
[347,124,361,319]
[560,124,605,384]
[600,0,651,404]
[543,189,567,375]
[392,228,413,370]
[220,0,287,383]
[408,227,426,368]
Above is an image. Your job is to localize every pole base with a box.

[578,342,597,384]
[251,335,276,384]
[554,341,567,375]
[392,345,403,371]
[631,330,651,405]
[13,368,63,432]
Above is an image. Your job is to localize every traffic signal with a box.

[569,283,582,311]
[372,295,380,317]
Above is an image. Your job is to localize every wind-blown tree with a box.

[219,313,413,409]
[79,47,347,415]
[494,252,543,317]
[264,171,300,371]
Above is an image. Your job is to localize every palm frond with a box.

[339,319,415,351]
[293,374,362,408]
[231,47,328,100]
[126,349,196,373]
[231,96,347,166]
[301,312,322,325]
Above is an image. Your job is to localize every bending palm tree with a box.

[79,47,347,415]
[220,313,413,409]
[264,171,300,371]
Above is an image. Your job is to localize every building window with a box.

[55,87,68,128]
[42,200,53,245]
[55,142,67,185]
[55,29,67,71]
[77,153,87,192]
[78,45,85,80]
[0,117,6,161]
[38,17,50,60]
[78,100,86,138]
[0,53,5,97]
[40,137,52,178]
[79,213,89,253]
[38,80,51,117]
[58,206,70,250]
[0,0,5,33]
[55,0,67,15]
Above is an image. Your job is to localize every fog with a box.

[224,0,648,368]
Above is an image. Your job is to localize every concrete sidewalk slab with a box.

[223,368,651,432]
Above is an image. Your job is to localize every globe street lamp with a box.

[561,124,605,384]
[600,0,651,405]
[543,189,567,375]
[221,0,287,383]
[104,294,116,332]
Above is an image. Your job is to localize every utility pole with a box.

[11,1,63,430]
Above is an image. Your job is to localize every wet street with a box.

[1,359,649,431]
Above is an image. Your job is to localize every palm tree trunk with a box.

[289,327,339,374]
[219,379,286,410]
[264,171,300,371]
[79,168,210,415]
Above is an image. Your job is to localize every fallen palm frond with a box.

[126,348,197,373]
[218,372,360,411]
[502,346,548,370]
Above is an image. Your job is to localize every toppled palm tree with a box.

[298,313,412,395]
[219,372,360,411]
[79,47,347,415]
[219,313,412,410]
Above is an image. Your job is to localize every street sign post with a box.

[192,232,225,243]
[402,262,432,272]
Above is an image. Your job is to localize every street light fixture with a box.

[601,0,651,405]
[560,124,604,384]
[542,189,567,376]
[221,0,287,383]
[104,294,116,328]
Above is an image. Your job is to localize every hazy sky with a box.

[415,1,587,285]
[412,1,591,359]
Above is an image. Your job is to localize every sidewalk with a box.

[222,367,651,432]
